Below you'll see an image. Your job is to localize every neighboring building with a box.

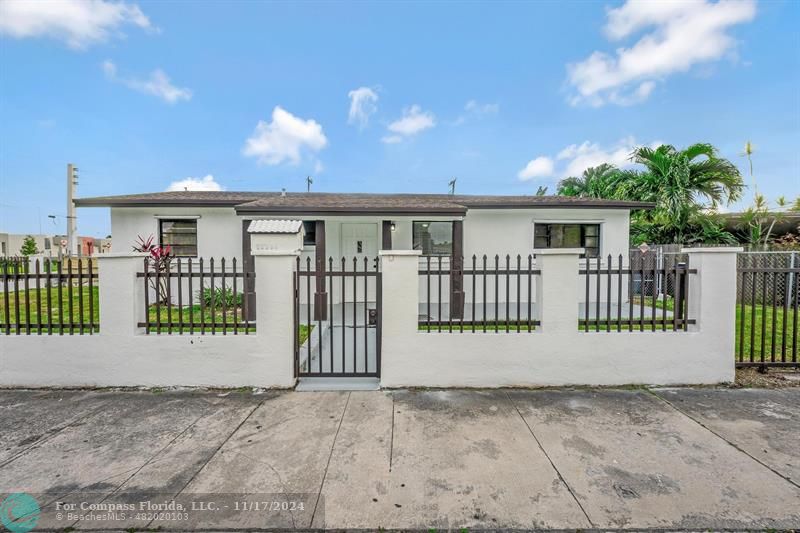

[75,191,652,264]
[722,212,800,242]
[0,233,56,257]
[0,233,111,258]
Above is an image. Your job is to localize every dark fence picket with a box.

[527,254,533,333]
[221,258,227,336]
[88,259,95,333]
[77,258,84,335]
[617,255,623,333]
[13,260,21,335]
[178,259,184,334]
[46,259,53,335]
[3,261,10,335]
[23,259,30,335]
[67,259,74,335]
[57,260,63,335]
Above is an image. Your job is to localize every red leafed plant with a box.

[133,235,172,304]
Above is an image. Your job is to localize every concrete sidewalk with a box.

[0,387,798,530]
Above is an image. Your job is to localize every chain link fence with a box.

[629,245,798,306]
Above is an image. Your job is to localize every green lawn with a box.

[736,303,797,362]
[419,321,537,332]
[0,287,256,334]
[145,303,254,333]
[298,324,313,345]
[632,295,675,311]
[0,286,98,332]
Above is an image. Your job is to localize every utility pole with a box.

[67,163,78,256]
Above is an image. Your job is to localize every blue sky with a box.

[1,0,798,237]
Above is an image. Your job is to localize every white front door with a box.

[341,223,378,259]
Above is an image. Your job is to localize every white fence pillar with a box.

[685,247,742,380]
[97,252,148,336]
[253,250,299,387]
[535,248,583,334]
[380,250,422,385]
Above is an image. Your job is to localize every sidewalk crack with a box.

[389,393,395,472]
[505,391,595,528]
[310,391,350,527]
[651,389,800,490]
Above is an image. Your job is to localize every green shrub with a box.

[198,287,242,308]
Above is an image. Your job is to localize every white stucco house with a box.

[75,191,651,263]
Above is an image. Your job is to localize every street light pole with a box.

[67,163,78,256]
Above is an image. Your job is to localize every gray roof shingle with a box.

[75,190,654,212]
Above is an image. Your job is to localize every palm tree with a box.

[556,163,625,198]
[628,143,744,244]
[741,140,757,201]
[630,143,744,217]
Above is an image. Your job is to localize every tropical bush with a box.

[198,287,242,308]
[133,234,172,304]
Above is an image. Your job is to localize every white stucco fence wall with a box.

[0,250,298,388]
[1,239,739,388]
[380,248,740,388]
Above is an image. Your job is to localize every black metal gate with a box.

[294,256,381,377]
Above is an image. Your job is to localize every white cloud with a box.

[517,156,555,181]
[347,86,378,129]
[556,136,644,177]
[314,160,324,174]
[103,60,191,104]
[464,100,499,115]
[567,0,756,106]
[383,105,435,143]
[519,137,661,180]
[101,59,116,77]
[0,0,152,49]
[243,106,328,165]
[454,99,500,125]
[166,175,223,192]
[381,135,403,144]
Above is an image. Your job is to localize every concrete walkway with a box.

[0,388,798,530]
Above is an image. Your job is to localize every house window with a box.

[159,219,198,257]
[534,223,600,257]
[413,221,453,256]
[302,221,316,247]
[44,238,51,250]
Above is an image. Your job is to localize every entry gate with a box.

[294,256,382,377]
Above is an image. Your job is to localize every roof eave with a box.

[464,202,655,210]
[234,206,468,216]
[74,198,248,208]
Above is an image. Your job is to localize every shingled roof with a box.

[75,191,653,214]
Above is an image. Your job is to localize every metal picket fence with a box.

[418,254,541,333]
[137,257,255,334]
[1,257,98,335]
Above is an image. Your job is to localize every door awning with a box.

[247,219,303,234]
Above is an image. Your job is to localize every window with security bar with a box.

[159,219,198,257]
[534,223,600,257]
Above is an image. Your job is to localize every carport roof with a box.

[74,191,654,214]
